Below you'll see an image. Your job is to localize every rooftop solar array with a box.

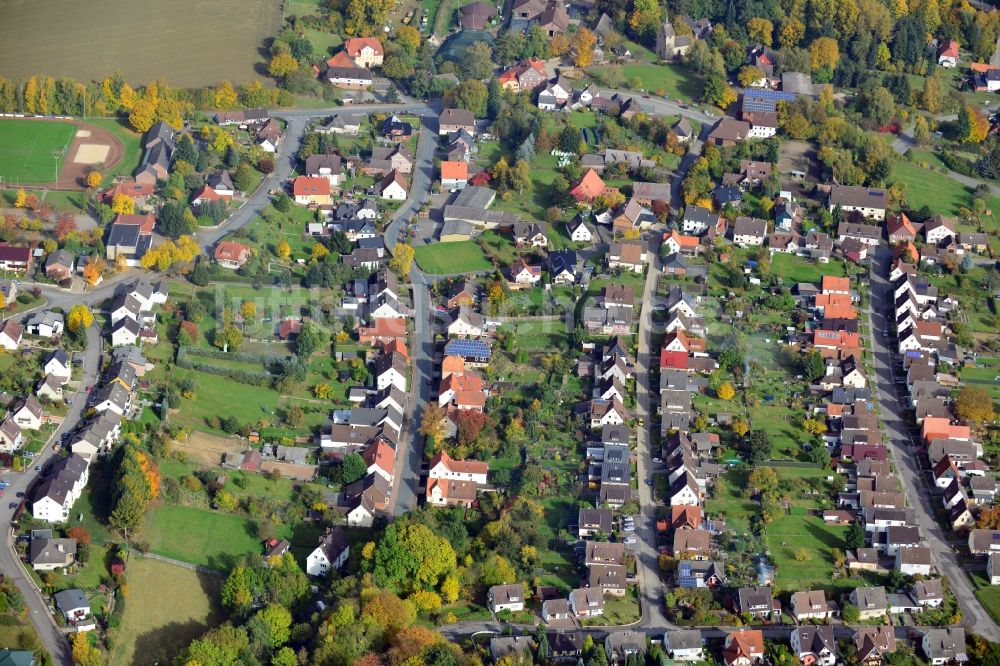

[741,89,797,113]
[445,338,492,357]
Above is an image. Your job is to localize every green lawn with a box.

[891,159,971,216]
[769,254,846,284]
[171,367,281,434]
[588,63,701,100]
[766,512,856,591]
[414,240,492,274]
[973,573,1000,625]
[504,320,570,352]
[0,119,76,183]
[109,557,223,666]
[142,504,274,571]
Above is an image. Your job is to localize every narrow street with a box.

[867,248,1000,642]
[0,324,101,666]
[633,252,670,630]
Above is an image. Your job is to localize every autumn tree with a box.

[240,300,256,320]
[747,466,779,496]
[14,189,27,208]
[572,28,597,67]
[268,53,299,78]
[85,170,102,189]
[958,106,990,143]
[214,80,239,109]
[810,37,840,70]
[978,506,1000,529]
[66,304,93,333]
[747,17,774,46]
[802,418,828,436]
[390,242,415,275]
[779,18,804,47]
[82,258,105,286]
[716,382,736,400]
[955,385,995,424]
[549,33,570,58]
[276,240,292,260]
[55,213,77,241]
[128,99,156,133]
[419,403,447,443]
[111,193,135,215]
[71,633,102,666]
[346,0,393,36]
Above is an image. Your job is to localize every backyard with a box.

[109,557,223,666]
[414,240,492,274]
[588,63,701,100]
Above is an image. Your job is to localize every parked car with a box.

[623,536,637,545]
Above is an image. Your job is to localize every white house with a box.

[896,546,933,577]
[24,311,64,338]
[36,375,64,402]
[375,352,408,392]
[32,454,89,523]
[568,216,595,242]
[664,630,704,662]
[10,396,43,431]
[111,318,141,347]
[790,626,836,666]
[0,320,22,351]
[378,170,408,201]
[428,450,488,485]
[91,383,131,416]
[0,418,23,452]
[446,306,486,337]
[43,349,71,384]
[487,583,525,613]
[305,527,350,577]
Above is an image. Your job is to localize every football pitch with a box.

[0,119,76,185]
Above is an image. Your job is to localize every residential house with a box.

[31,454,89,523]
[569,588,604,618]
[790,626,837,666]
[44,250,75,282]
[305,527,350,576]
[487,583,525,613]
[849,586,889,620]
[378,170,408,200]
[828,185,888,220]
[214,241,252,269]
[664,630,703,662]
[579,508,613,537]
[732,217,768,246]
[293,176,332,206]
[343,36,384,67]
[921,628,966,666]
[54,589,91,623]
[0,320,22,351]
[735,586,779,620]
[439,108,476,136]
[608,241,647,273]
[722,630,764,666]
[911,579,945,609]
[440,160,469,189]
[28,537,77,571]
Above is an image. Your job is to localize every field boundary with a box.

[134,550,225,576]
[0,116,125,190]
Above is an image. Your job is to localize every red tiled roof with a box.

[214,240,251,262]
[344,36,384,57]
[293,176,330,197]
[114,213,155,234]
[660,349,689,370]
[570,169,607,202]
[440,160,469,180]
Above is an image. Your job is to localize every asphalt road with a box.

[383,115,438,516]
[632,251,671,631]
[867,248,1000,642]
[0,324,101,666]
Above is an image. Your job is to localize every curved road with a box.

[0,324,101,665]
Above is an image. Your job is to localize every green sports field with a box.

[0,119,76,184]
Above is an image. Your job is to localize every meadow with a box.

[0,0,281,87]
[109,558,223,666]
[0,119,76,184]
[414,240,492,274]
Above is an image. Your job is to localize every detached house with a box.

[849,586,889,620]
[790,626,837,666]
[487,583,525,613]
[439,108,476,135]
[723,630,764,666]
[305,527,350,576]
[734,586,779,620]
[790,590,835,621]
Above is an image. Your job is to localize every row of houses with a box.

[488,624,963,666]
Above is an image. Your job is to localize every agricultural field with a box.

[109,558,223,666]
[0,119,76,184]
[414,240,492,274]
[0,0,281,86]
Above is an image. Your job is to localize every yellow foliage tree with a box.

[118,83,138,111]
[14,189,27,208]
[549,33,570,57]
[572,28,598,67]
[0,293,6,310]
[779,18,804,47]
[128,99,157,133]
[214,81,239,109]
[66,304,94,333]
[310,243,330,262]
[747,17,773,46]
[810,37,840,70]
[313,384,334,399]
[268,53,299,78]
[71,633,102,666]
[85,171,103,189]
[111,193,135,215]
[623,227,641,240]
[389,242,414,275]
[241,300,257,320]
[276,240,292,260]
[717,382,736,400]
